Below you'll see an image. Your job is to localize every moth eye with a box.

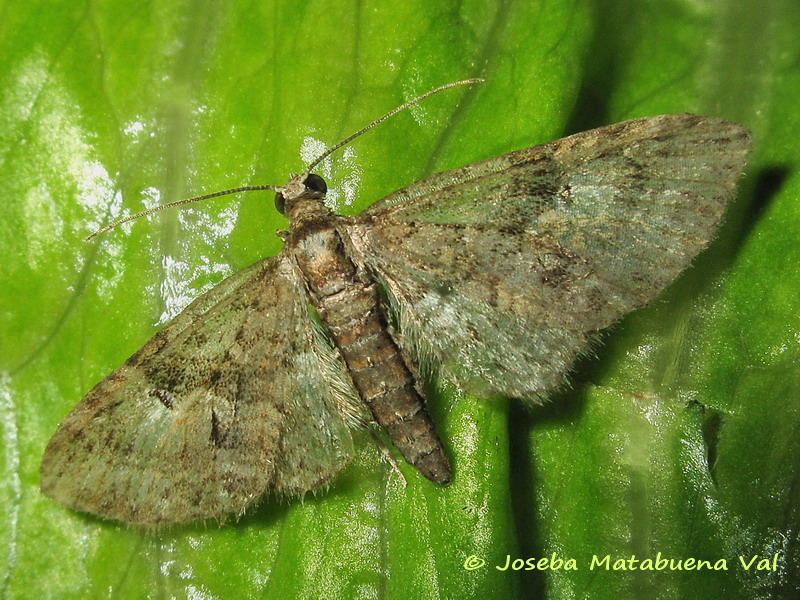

[274,192,286,214]
[304,173,328,194]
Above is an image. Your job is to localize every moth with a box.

[40,81,751,525]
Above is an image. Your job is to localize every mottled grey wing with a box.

[347,115,750,400]
[40,255,363,525]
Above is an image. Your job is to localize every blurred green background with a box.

[1,0,798,598]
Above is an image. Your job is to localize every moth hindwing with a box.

[41,113,750,525]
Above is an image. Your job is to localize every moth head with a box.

[274,173,328,215]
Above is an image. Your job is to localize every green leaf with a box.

[1,0,797,599]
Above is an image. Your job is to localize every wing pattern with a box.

[40,255,363,524]
[348,115,750,399]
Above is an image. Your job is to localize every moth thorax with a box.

[285,196,332,224]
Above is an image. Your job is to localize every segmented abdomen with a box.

[293,223,450,484]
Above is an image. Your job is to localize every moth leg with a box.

[369,429,408,487]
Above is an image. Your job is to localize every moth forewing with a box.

[41,108,750,525]
[348,115,751,400]
[40,256,360,524]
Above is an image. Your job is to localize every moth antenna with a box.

[84,185,279,242]
[86,79,482,242]
[304,78,484,174]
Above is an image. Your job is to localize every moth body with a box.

[284,178,451,483]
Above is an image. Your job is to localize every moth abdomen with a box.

[292,223,450,484]
[325,284,451,485]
